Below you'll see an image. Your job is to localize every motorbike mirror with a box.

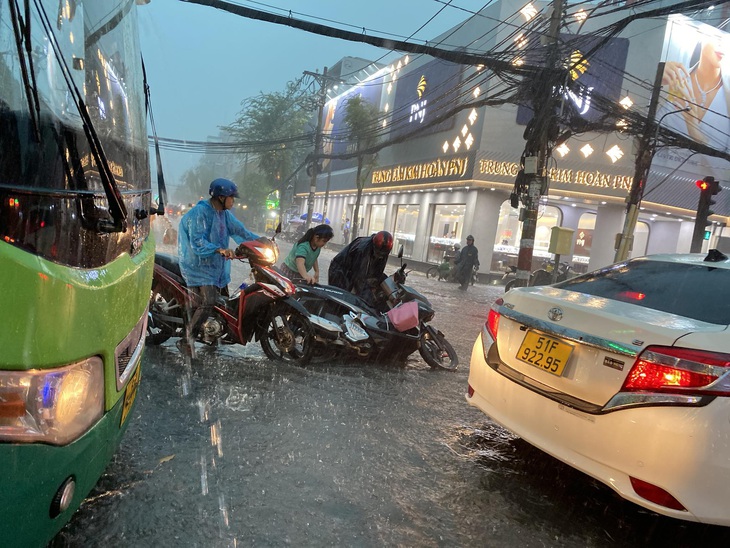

[275,222,282,235]
[397,245,404,259]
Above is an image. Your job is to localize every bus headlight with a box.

[0,357,104,445]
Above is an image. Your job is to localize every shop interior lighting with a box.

[453,136,462,152]
[606,145,624,163]
[574,9,587,21]
[619,96,633,109]
[556,143,570,157]
[465,133,474,149]
[469,109,478,124]
[580,144,594,157]
[461,125,469,137]
[442,141,449,153]
[520,3,538,21]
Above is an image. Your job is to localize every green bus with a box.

[0,1,154,544]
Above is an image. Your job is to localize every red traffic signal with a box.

[696,179,710,191]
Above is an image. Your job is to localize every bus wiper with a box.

[9,0,42,143]
[32,0,128,233]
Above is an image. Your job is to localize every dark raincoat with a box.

[328,236,389,309]
[454,242,479,285]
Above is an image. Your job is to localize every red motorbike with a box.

[145,238,315,365]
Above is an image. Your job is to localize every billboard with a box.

[320,73,386,172]
[388,58,462,140]
[516,33,629,124]
[653,14,730,188]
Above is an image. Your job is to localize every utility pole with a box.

[614,62,664,263]
[514,0,564,286]
[304,67,328,229]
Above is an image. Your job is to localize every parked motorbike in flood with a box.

[146,238,316,365]
[292,248,459,370]
[503,260,573,292]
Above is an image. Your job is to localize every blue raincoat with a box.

[178,200,259,288]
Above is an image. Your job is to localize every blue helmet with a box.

[209,178,239,198]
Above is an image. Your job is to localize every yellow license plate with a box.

[120,365,142,426]
[516,331,573,376]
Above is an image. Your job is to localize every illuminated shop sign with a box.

[478,159,632,191]
[371,154,473,185]
[389,58,462,140]
[517,34,629,124]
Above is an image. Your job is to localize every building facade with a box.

[294,1,730,275]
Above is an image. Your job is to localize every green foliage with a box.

[343,95,380,239]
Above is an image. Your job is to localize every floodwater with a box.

[52,242,730,547]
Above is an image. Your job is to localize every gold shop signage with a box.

[478,159,632,191]
[372,154,472,185]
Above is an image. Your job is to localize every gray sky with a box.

[137,1,474,190]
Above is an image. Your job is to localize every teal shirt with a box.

[283,242,321,274]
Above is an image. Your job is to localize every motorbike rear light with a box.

[622,346,730,395]
[630,477,686,511]
[486,298,503,341]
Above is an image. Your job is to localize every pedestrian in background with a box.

[455,235,479,291]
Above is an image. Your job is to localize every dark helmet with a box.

[313,224,334,240]
[372,231,393,257]
[466,234,474,241]
[453,243,461,250]
[209,178,239,198]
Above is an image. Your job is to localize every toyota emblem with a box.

[547,307,563,322]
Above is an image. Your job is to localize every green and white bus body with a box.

[0,1,153,545]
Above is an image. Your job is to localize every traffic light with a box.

[691,176,723,252]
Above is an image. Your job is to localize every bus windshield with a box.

[0,1,148,191]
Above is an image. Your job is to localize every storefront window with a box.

[632,222,649,258]
[491,201,561,272]
[572,213,595,274]
[394,205,419,258]
[368,205,387,235]
[427,204,465,263]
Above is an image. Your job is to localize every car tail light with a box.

[486,298,503,341]
[630,477,686,511]
[622,346,730,396]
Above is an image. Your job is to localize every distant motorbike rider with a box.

[177,178,261,354]
[328,230,394,309]
[454,235,479,291]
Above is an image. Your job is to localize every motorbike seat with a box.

[155,253,185,285]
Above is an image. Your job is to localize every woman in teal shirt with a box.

[280,224,333,284]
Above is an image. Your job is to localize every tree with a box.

[224,80,314,205]
[343,94,380,240]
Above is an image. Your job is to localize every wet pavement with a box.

[51,238,730,547]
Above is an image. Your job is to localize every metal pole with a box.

[515,0,563,287]
[614,62,664,263]
[305,66,327,229]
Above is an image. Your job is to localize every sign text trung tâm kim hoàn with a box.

[478,159,632,191]
[371,156,470,185]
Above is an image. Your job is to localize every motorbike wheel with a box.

[418,326,458,371]
[258,304,314,366]
[504,279,519,293]
[146,285,184,345]
[426,266,440,279]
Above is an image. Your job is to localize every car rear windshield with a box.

[556,259,730,325]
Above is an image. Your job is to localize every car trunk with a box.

[496,286,721,407]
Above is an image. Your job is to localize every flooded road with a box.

[53,243,730,547]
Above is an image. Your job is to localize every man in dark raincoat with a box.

[454,235,479,291]
[328,231,394,309]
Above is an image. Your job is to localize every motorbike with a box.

[292,247,459,370]
[503,260,573,292]
[146,237,316,365]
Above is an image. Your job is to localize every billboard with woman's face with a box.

[653,15,730,188]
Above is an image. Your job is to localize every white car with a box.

[466,250,730,525]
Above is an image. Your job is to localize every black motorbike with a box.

[291,248,458,370]
[503,260,573,292]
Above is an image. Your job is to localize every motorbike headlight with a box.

[0,357,104,445]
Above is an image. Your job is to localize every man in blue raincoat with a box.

[177,178,261,354]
